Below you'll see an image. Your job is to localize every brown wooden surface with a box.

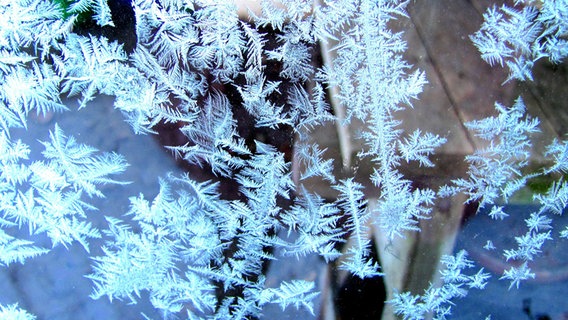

[310,1,568,319]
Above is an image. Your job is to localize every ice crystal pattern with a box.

[0,0,567,319]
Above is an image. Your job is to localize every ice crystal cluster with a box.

[0,0,567,319]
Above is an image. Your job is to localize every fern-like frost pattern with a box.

[0,0,567,319]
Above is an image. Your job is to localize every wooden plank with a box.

[468,0,564,157]
[524,61,568,138]
[392,16,475,155]
[407,0,518,149]
[469,0,516,15]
